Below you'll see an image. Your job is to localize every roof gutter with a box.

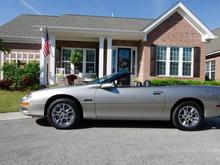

[0,36,41,43]
[32,25,146,34]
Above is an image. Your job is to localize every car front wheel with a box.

[47,98,81,129]
[172,101,203,131]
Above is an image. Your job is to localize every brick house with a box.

[0,2,216,85]
[206,28,220,80]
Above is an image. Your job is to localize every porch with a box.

[39,27,145,85]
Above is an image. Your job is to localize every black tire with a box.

[46,98,81,129]
[172,101,203,131]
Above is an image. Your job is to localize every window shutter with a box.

[150,45,157,76]
[193,47,201,78]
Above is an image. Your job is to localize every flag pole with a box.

[42,27,50,86]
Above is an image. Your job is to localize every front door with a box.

[117,48,131,85]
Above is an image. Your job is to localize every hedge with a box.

[0,61,40,90]
[149,79,220,86]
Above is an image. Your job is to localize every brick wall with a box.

[138,12,206,82]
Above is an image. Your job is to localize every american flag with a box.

[43,27,50,57]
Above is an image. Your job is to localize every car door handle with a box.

[153,91,163,95]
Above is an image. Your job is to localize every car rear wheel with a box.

[47,98,81,129]
[172,101,203,131]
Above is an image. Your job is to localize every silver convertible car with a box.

[20,72,220,131]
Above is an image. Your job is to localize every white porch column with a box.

[40,37,47,86]
[27,52,29,63]
[0,52,4,80]
[49,35,56,85]
[106,38,112,75]
[98,37,104,78]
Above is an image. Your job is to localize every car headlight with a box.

[23,93,32,100]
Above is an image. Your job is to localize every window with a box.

[112,49,117,73]
[183,48,192,76]
[131,50,136,75]
[170,47,179,75]
[205,61,215,80]
[156,46,193,77]
[61,48,96,75]
[86,50,96,73]
[62,49,71,74]
[156,47,166,75]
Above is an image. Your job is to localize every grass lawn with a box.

[0,90,27,113]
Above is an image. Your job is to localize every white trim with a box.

[35,26,146,34]
[49,35,56,85]
[132,48,138,76]
[156,46,194,77]
[98,37,104,78]
[206,50,220,56]
[61,47,96,77]
[8,54,11,63]
[27,52,29,63]
[191,48,194,77]
[0,52,4,80]
[179,48,183,76]
[0,36,41,44]
[106,38,112,75]
[15,52,18,63]
[142,2,216,42]
[165,47,170,76]
[112,46,138,76]
[205,60,215,80]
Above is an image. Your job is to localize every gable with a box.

[143,2,216,42]
[147,12,202,46]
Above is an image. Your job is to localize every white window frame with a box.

[61,47,96,76]
[156,46,194,77]
[205,60,215,80]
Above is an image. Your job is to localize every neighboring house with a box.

[206,28,220,80]
[0,2,216,85]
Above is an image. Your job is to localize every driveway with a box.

[1,118,220,165]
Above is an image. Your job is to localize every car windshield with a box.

[88,72,130,84]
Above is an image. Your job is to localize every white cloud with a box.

[19,0,42,15]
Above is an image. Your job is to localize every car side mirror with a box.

[100,83,114,89]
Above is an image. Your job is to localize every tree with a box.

[0,39,10,54]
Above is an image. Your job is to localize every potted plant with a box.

[70,50,83,77]
[70,50,83,65]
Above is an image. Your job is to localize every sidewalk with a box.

[0,112,32,121]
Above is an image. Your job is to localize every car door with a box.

[94,86,165,119]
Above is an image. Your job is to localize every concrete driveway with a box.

[1,118,220,165]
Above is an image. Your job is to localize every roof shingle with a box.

[206,28,220,54]
[0,14,154,38]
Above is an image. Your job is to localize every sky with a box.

[0,0,220,30]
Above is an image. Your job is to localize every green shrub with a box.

[1,61,39,90]
[2,63,21,88]
[149,79,220,86]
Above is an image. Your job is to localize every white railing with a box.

[0,50,40,80]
